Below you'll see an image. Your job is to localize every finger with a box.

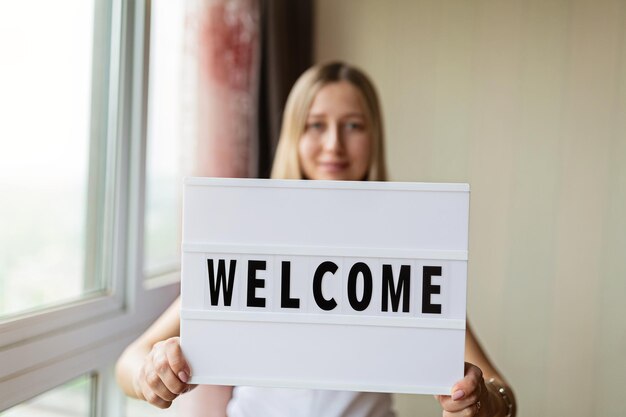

[439,395,480,414]
[137,352,171,408]
[154,349,188,396]
[146,365,179,402]
[442,403,480,417]
[140,375,173,409]
[441,363,484,412]
[439,388,482,413]
[143,355,179,403]
[164,337,192,382]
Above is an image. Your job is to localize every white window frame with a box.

[0,0,179,414]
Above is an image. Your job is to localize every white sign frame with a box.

[180,178,469,395]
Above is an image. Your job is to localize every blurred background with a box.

[315,1,626,416]
[1,0,624,416]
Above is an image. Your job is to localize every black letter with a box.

[280,261,300,309]
[382,264,411,312]
[247,260,266,308]
[313,261,338,311]
[422,266,442,314]
[207,259,236,306]
[347,262,373,311]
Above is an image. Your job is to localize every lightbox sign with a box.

[180,178,469,395]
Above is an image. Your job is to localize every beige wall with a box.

[315,1,626,416]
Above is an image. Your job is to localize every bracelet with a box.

[486,378,515,417]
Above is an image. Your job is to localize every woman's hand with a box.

[435,362,497,416]
[133,336,196,409]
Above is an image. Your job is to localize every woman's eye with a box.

[344,122,364,131]
[306,122,325,131]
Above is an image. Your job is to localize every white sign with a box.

[180,178,469,395]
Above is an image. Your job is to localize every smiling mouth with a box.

[318,161,349,172]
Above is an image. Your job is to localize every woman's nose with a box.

[322,124,343,152]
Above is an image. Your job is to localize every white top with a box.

[227,387,396,417]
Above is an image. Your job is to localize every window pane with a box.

[0,374,92,417]
[0,1,100,317]
[144,0,187,278]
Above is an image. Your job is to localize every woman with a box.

[116,62,516,417]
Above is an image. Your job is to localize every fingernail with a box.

[452,390,465,401]
[178,371,189,383]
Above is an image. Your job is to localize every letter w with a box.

[207,259,236,306]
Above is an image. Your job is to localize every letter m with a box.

[382,264,411,312]
[207,259,236,306]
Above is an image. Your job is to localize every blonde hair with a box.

[270,62,387,181]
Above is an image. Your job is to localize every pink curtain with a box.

[178,1,260,413]
[184,0,260,179]
[176,1,311,413]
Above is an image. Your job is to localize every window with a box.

[0,0,179,414]
[143,0,187,283]
[0,375,93,417]
[0,0,99,319]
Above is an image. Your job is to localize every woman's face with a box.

[298,81,372,181]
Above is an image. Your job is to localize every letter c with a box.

[313,261,338,311]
